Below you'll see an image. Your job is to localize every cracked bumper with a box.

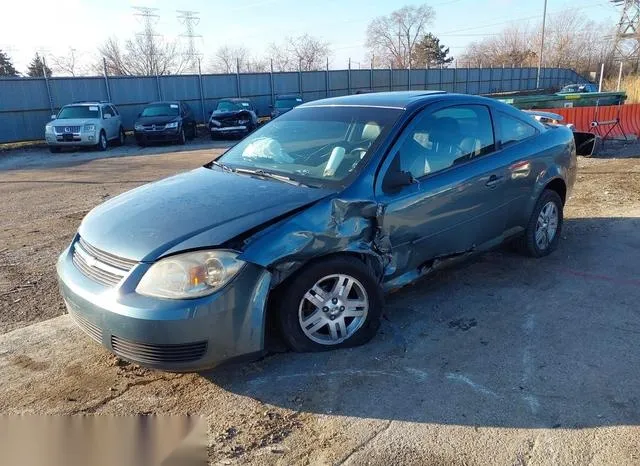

[56,243,271,371]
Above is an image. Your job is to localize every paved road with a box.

[0,153,639,465]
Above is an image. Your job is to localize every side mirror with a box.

[383,170,415,193]
[51,114,56,120]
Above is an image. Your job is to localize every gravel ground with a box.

[1,143,639,465]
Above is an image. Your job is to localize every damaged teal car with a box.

[57,91,577,371]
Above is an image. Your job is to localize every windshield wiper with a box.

[233,168,310,187]
[210,160,234,172]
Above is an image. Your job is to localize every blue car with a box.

[57,91,577,371]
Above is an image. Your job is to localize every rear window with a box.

[57,105,100,119]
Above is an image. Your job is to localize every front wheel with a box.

[519,189,563,257]
[276,256,383,352]
[96,131,107,151]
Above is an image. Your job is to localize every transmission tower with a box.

[133,7,161,75]
[177,10,201,73]
[610,0,640,64]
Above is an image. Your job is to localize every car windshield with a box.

[216,101,250,112]
[141,103,180,117]
[57,105,100,119]
[560,85,581,93]
[275,98,302,109]
[216,106,402,187]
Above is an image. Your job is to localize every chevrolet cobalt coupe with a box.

[57,91,576,371]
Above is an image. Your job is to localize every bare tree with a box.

[461,23,536,67]
[98,35,187,76]
[209,45,248,73]
[366,4,436,69]
[286,34,330,71]
[50,48,84,76]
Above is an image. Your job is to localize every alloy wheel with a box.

[535,201,559,250]
[298,274,369,345]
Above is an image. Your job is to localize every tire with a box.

[275,256,383,352]
[96,131,107,151]
[210,132,217,141]
[49,146,60,153]
[178,128,186,145]
[190,125,197,140]
[519,189,563,257]
[117,127,126,146]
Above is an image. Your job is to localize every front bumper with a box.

[46,132,97,146]
[56,240,271,371]
[209,125,248,137]
[134,129,180,144]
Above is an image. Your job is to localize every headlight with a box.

[83,124,96,132]
[45,124,53,133]
[165,121,179,129]
[237,119,250,125]
[136,250,245,299]
[134,124,144,131]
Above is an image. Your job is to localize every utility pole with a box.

[610,1,640,71]
[133,6,160,75]
[536,0,548,89]
[177,10,202,74]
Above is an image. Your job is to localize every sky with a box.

[0,0,620,74]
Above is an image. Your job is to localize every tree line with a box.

[0,3,621,79]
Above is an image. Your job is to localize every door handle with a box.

[485,174,504,188]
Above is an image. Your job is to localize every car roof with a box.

[66,101,111,106]
[300,91,446,110]
[276,94,302,99]
[147,101,181,105]
[219,98,251,103]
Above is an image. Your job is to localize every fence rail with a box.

[0,67,583,143]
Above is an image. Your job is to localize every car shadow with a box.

[202,216,640,429]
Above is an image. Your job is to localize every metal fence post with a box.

[236,58,241,97]
[155,71,162,100]
[425,63,428,90]
[465,63,469,94]
[439,64,443,91]
[389,64,393,91]
[325,57,330,97]
[348,58,352,94]
[102,57,112,102]
[370,58,374,90]
[270,59,275,105]
[408,61,411,90]
[42,57,54,115]
[617,61,623,91]
[197,58,206,123]
[453,61,457,93]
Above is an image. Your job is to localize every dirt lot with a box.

[1,143,640,465]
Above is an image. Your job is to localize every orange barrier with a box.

[537,103,640,139]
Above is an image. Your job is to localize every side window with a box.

[102,106,113,118]
[110,105,119,116]
[496,112,537,148]
[396,104,495,180]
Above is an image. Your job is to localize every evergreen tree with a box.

[0,49,18,77]
[412,33,454,68]
[26,53,52,77]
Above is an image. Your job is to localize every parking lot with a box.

[1,143,640,464]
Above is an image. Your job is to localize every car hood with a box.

[135,116,180,125]
[78,167,332,262]
[51,118,96,127]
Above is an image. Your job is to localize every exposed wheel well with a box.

[545,178,567,205]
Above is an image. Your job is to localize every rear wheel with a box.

[519,189,563,257]
[49,146,60,153]
[276,256,383,352]
[117,127,126,146]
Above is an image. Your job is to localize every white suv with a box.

[45,102,125,153]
